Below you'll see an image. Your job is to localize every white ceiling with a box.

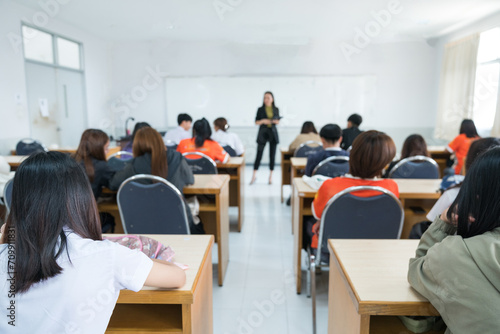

[13,0,500,44]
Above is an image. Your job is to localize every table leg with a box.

[217,181,230,286]
[292,186,303,294]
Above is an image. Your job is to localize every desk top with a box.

[293,177,441,200]
[183,174,230,195]
[290,157,307,167]
[217,157,244,168]
[428,146,448,154]
[281,147,293,154]
[3,155,28,167]
[107,234,214,304]
[329,239,438,314]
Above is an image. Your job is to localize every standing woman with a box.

[251,91,280,185]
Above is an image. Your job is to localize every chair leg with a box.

[311,255,317,334]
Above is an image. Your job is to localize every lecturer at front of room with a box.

[251,91,281,185]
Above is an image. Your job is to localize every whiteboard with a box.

[165,76,377,128]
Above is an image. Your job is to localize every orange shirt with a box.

[448,134,479,174]
[311,176,399,248]
[177,138,229,163]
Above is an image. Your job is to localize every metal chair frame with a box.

[117,174,190,234]
[312,156,350,176]
[182,152,218,174]
[388,155,439,179]
[293,140,323,157]
[108,151,134,160]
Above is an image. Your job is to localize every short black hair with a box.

[178,113,192,125]
[348,114,362,127]
[319,124,342,143]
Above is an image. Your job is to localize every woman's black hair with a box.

[459,119,479,138]
[193,118,212,148]
[300,121,317,134]
[131,122,151,142]
[3,151,102,293]
[261,91,276,108]
[447,146,500,238]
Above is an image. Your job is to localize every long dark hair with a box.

[261,91,276,108]
[74,129,109,182]
[133,127,168,178]
[459,119,479,138]
[300,121,317,134]
[2,152,102,293]
[447,146,500,238]
[193,118,212,148]
[401,134,429,159]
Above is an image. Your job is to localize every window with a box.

[22,26,54,64]
[473,27,500,132]
[22,25,82,70]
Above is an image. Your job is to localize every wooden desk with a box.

[280,148,294,203]
[3,155,28,170]
[428,146,450,177]
[290,157,307,180]
[328,239,443,333]
[216,157,245,232]
[106,234,214,334]
[291,177,441,294]
[99,175,230,286]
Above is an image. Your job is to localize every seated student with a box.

[426,137,500,222]
[164,113,192,145]
[0,152,185,333]
[305,124,349,176]
[109,127,194,193]
[408,147,500,334]
[288,121,322,152]
[74,129,114,199]
[109,127,203,234]
[340,114,363,150]
[385,134,430,176]
[447,119,480,174]
[212,117,245,156]
[307,130,398,249]
[123,122,151,153]
[177,118,230,163]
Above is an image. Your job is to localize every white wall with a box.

[0,0,110,154]
[108,38,438,163]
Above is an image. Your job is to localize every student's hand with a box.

[441,206,475,227]
[0,224,4,234]
[312,221,320,235]
[272,119,280,125]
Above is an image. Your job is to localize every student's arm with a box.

[233,134,245,156]
[108,162,135,190]
[144,259,186,288]
[447,135,461,153]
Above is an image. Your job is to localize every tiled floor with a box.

[212,166,329,334]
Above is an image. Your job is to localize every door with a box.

[25,61,87,148]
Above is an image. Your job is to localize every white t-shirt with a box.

[211,130,245,156]
[163,126,191,145]
[0,229,153,334]
[426,187,460,221]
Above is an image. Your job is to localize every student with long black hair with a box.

[0,152,185,333]
[177,118,229,163]
[408,146,500,333]
[123,122,151,153]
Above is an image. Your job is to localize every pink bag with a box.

[104,235,175,262]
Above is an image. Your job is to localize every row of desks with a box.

[5,155,246,287]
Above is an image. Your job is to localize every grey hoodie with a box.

[408,217,500,334]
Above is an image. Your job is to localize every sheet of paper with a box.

[38,98,49,117]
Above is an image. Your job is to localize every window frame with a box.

[21,23,85,73]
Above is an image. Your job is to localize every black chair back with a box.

[223,145,237,157]
[294,141,323,158]
[389,156,439,179]
[15,138,47,155]
[312,156,349,178]
[316,186,403,264]
[182,152,218,174]
[117,174,190,234]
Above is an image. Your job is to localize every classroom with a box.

[1,0,500,333]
